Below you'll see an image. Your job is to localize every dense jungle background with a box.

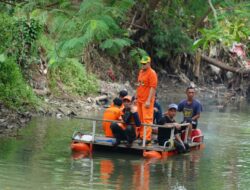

[0,0,249,113]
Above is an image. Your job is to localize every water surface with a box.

[0,104,250,190]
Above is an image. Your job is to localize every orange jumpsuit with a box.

[110,102,125,111]
[136,67,158,141]
[102,105,122,137]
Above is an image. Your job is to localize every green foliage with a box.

[129,48,148,65]
[100,38,133,55]
[193,18,250,50]
[0,54,6,62]
[152,26,193,58]
[14,18,42,44]
[149,2,193,59]
[0,12,42,67]
[38,34,57,63]
[55,0,134,57]
[49,59,98,96]
[13,18,42,67]
[0,57,38,109]
[193,1,250,50]
[0,14,15,53]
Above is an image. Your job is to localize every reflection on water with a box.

[70,150,203,190]
[0,105,250,190]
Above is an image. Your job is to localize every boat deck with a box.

[73,135,203,153]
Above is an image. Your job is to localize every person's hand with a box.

[130,105,137,113]
[154,107,158,112]
[145,100,150,108]
[174,123,181,130]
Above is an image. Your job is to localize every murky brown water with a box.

[0,102,250,190]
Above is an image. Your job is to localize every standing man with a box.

[135,55,158,144]
[178,86,202,142]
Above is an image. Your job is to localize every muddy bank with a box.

[0,103,32,137]
[37,80,134,117]
[0,80,134,136]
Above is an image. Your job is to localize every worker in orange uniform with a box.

[109,90,128,110]
[110,95,141,146]
[102,98,123,137]
[135,55,158,145]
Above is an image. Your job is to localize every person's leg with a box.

[174,140,185,153]
[137,102,144,139]
[139,101,154,141]
[187,123,198,142]
[185,124,192,143]
[110,122,125,145]
[175,134,186,150]
[192,123,197,129]
[125,125,136,144]
[181,124,192,143]
[184,142,190,152]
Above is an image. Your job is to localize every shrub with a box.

[0,13,14,53]
[49,59,98,96]
[0,56,38,109]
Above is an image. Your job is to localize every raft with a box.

[70,117,205,159]
[70,128,204,159]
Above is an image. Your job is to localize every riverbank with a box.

[0,103,32,137]
[0,80,133,137]
[0,78,246,137]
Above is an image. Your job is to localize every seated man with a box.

[109,89,128,110]
[110,95,141,146]
[157,103,189,153]
[102,98,123,137]
[119,89,128,99]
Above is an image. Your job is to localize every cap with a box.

[140,55,151,64]
[168,103,178,110]
[113,98,122,107]
[123,95,132,102]
[186,85,195,91]
[119,90,128,98]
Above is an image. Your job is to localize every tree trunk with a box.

[201,55,250,74]
[193,52,201,78]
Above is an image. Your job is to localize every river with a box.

[0,101,250,190]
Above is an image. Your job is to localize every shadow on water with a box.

[0,95,250,189]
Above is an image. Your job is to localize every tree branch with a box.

[208,0,218,25]
[190,2,220,34]
[0,0,17,6]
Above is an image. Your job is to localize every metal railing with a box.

[73,116,191,149]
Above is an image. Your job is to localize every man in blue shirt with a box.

[178,86,202,142]
[153,94,162,124]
